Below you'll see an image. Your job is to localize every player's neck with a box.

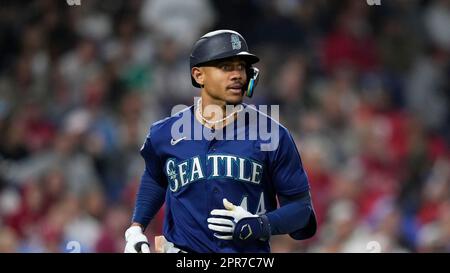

[200,95,226,118]
[196,95,243,129]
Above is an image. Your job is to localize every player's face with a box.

[196,58,248,105]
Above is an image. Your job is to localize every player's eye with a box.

[220,64,233,71]
[220,63,245,72]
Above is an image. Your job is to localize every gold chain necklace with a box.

[196,98,243,127]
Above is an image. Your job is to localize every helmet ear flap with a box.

[245,67,259,97]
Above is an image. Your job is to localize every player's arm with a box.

[266,190,316,240]
[131,167,166,229]
[125,129,167,253]
[124,172,165,253]
[265,128,317,240]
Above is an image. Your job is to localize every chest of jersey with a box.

[162,139,267,194]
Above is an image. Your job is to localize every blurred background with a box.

[0,0,449,253]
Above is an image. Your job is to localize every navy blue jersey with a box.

[134,104,310,253]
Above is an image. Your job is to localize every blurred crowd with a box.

[0,0,449,253]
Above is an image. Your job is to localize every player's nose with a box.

[229,69,244,82]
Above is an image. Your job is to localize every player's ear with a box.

[192,67,204,87]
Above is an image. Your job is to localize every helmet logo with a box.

[231,34,241,50]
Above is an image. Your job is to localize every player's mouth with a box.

[227,83,244,94]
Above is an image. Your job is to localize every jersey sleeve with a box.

[132,126,167,228]
[269,128,310,196]
[139,128,167,188]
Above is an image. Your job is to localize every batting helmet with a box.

[190,30,260,97]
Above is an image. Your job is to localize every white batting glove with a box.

[207,198,259,240]
[124,226,151,253]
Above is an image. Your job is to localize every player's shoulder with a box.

[242,103,290,136]
[150,106,192,129]
[147,105,193,138]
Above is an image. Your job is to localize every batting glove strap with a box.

[232,215,271,242]
[124,226,150,253]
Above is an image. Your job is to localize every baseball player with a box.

[124,30,317,253]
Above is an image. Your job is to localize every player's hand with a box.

[124,226,151,253]
[207,199,270,242]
